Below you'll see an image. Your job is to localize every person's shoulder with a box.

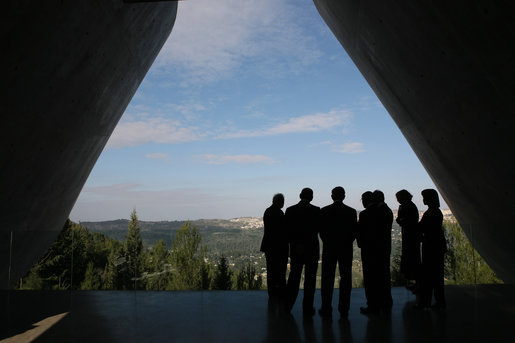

[321,203,333,212]
[342,203,357,213]
[428,207,443,216]
[286,203,298,210]
[271,206,284,216]
[285,203,299,214]
[407,201,418,211]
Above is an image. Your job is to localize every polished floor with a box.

[1,285,514,342]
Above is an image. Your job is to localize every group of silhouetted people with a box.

[260,186,446,318]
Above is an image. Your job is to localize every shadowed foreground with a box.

[1,285,513,342]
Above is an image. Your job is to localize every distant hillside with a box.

[82,217,402,262]
[82,218,265,258]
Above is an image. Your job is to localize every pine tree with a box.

[81,261,101,290]
[235,262,262,290]
[124,209,144,289]
[390,246,406,287]
[444,221,502,284]
[145,239,170,290]
[103,250,119,290]
[213,256,233,290]
[169,222,211,290]
[199,255,212,290]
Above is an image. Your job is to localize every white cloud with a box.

[165,103,206,116]
[154,0,322,84]
[354,96,382,111]
[308,140,332,148]
[332,142,365,154]
[218,109,351,138]
[107,117,203,148]
[198,154,275,165]
[145,153,170,162]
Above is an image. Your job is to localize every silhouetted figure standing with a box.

[285,188,321,316]
[417,189,446,309]
[318,186,357,318]
[261,193,288,300]
[395,189,420,291]
[357,190,393,314]
[373,190,394,310]
[357,191,379,314]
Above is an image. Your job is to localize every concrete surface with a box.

[2,0,178,288]
[314,0,515,282]
[1,286,514,342]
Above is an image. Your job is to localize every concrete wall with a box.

[314,0,515,282]
[2,0,178,288]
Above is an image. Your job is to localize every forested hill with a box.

[82,217,402,260]
[82,218,265,257]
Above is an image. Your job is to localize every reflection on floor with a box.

[1,285,513,342]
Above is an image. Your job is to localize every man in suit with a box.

[319,186,357,318]
[373,190,394,310]
[357,191,380,314]
[285,188,321,316]
[260,193,288,300]
[357,190,394,315]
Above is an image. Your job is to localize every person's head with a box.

[372,190,385,204]
[272,193,285,209]
[300,188,313,202]
[331,186,346,202]
[361,191,374,208]
[421,189,440,208]
[395,189,412,204]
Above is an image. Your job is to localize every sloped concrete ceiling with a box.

[2,0,178,288]
[313,0,515,282]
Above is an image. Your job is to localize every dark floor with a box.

[1,285,514,342]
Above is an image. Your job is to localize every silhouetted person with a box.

[261,193,288,302]
[395,189,420,291]
[357,191,379,314]
[416,189,446,309]
[285,188,321,316]
[373,190,394,310]
[357,190,393,314]
[318,186,357,318]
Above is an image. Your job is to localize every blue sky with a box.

[70,0,444,222]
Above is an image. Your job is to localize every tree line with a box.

[21,210,262,291]
[390,220,502,286]
[20,210,501,290]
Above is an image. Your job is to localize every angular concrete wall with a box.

[314,0,515,282]
[2,0,177,288]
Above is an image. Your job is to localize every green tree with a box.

[169,222,211,290]
[102,249,124,290]
[199,246,213,290]
[444,221,502,284]
[235,262,262,290]
[390,246,406,287]
[124,209,144,289]
[212,256,233,290]
[81,261,101,290]
[21,219,121,290]
[24,220,87,290]
[145,239,170,290]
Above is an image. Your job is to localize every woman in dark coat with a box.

[395,189,420,291]
[417,189,446,309]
